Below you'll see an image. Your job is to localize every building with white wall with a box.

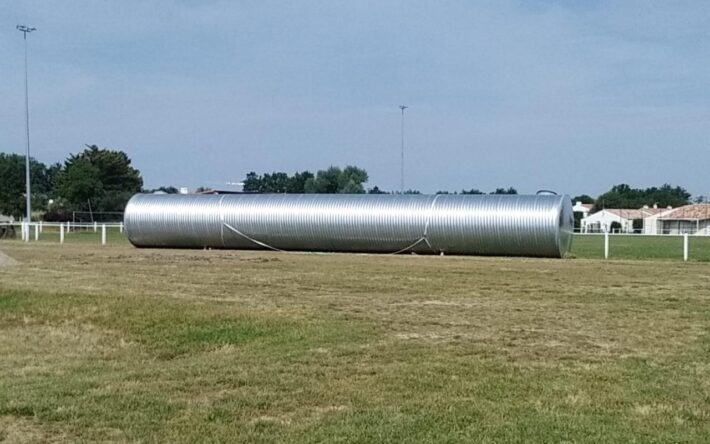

[656,204,710,235]
[581,207,668,233]
[572,201,593,218]
[581,204,710,235]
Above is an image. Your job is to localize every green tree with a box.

[0,153,55,219]
[286,171,314,193]
[304,167,341,193]
[338,166,368,193]
[593,183,690,211]
[57,145,143,213]
[242,172,261,192]
[368,186,387,194]
[262,172,290,193]
[461,189,484,195]
[304,166,369,194]
[243,170,315,193]
[491,187,518,195]
[44,163,62,193]
[572,194,594,204]
[57,157,104,210]
[145,186,179,194]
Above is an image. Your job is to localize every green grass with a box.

[9,231,710,261]
[571,234,710,261]
[1,242,709,442]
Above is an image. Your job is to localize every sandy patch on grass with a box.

[249,405,350,427]
[0,416,67,443]
[0,323,127,376]
[0,250,18,267]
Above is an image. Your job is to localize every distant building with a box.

[572,201,593,218]
[656,204,710,235]
[581,204,710,235]
[581,207,668,233]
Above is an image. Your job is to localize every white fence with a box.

[0,221,124,245]
[1,224,705,261]
[575,227,710,235]
[575,232,701,261]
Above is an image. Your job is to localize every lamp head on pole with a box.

[16,25,36,37]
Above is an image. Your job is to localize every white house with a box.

[655,204,710,235]
[572,201,593,218]
[581,207,668,233]
[640,207,675,234]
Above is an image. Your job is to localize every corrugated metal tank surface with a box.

[124,193,574,258]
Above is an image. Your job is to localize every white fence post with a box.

[93,221,97,232]
[101,224,107,245]
[604,232,609,259]
[119,222,123,233]
[34,223,39,241]
[60,223,65,244]
[39,220,43,233]
[683,233,688,262]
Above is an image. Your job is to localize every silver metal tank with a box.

[123,193,573,258]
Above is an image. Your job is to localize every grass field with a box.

[1,238,710,442]
[572,234,710,262]
[10,229,710,261]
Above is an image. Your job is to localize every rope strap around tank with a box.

[389,194,441,255]
[220,194,442,255]
[222,222,286,252]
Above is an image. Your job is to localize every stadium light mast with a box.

[17,24,36,239]
[399,105,408,193]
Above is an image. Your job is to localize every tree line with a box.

[0,145,142,221]
[242,166,369,194]
[584,184,695,211]
[242,170,698,210]
[0,146,700,221]
[240,167,519,196]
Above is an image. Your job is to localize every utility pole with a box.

[399,105,408,193]
[17,25,36,240]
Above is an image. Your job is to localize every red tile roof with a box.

[659,204,710,220]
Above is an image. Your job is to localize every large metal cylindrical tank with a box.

[123,193,573,258]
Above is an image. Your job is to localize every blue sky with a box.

[2,1,709,196]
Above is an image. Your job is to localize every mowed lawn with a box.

[572,234,710,262]
[13,226,710,261]
[1,241,710,442]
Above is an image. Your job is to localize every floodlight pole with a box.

[17,25,36,239]
[399,105,408,194]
